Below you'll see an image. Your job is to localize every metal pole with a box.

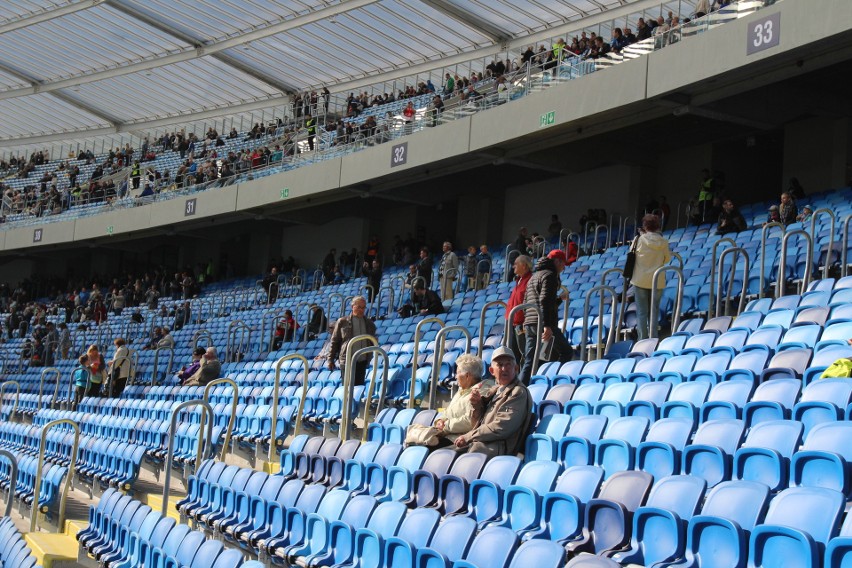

[504,303,543,375]
[478,300,507,355]
[560,285,571,336]
[777,230,814,298]
[0,381,20,420]
[341,334,379,439]
[649,266,684,338]
[202,378,238,461]
[357,347,389,442]
[39,368,61,410]
[30,419,80,532]
[759,222,785,299]
[580,285,618,361]
[708,237,737,318]
[843,214,852,278]
[716,247,750,317]
[409,318,444,409]
[162,400,213,516]
[270,353,309,462]
[0,450,18,517]
[810,208,836,281]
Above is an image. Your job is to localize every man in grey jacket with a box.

[328,296,378,386]
[438,241,460,301]
[454,347,532,458]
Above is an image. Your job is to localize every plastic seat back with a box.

[749,487,844,568]
[462,527,519,568]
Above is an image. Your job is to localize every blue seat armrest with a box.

[749,524,820,567]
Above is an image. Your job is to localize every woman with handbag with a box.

[630,214,671,340]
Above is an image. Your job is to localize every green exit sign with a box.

[280,188,290,199]
[540,111,555,128]
[107,225,114,235]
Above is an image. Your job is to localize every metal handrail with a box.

[357,347,389,443]
[152,346,175,385]
[226,320,252,363]
[843,214,852,278]
[376,287,395,319]
[759,222,785,299]
[0,380,20,420]
[429,325,472,409]
[38,367,61,410]
[560,285,571,337]
[716,247,750,317]
[503,245,520,282]
[649,266,684,338]
[591,224,609,254]
[390,277,407,310]
[409,318,444,409]
[0,449,17,517]
[162,400,214,516]
[191,330,215,350]
[810,207,836,280]
[442,267,462,296]
[580,285,618,361]
[707,237,737,318]
[202,378,238,462]
[341,334,379,439]
[560,230,580,258]
[582,221,597,253]
[30,418,80,532]
[777,229,814,298]
[478,300,507,355]
[506,303,543,376]
[270,353,309,462]
[327,293,346,321]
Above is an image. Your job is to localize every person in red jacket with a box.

[505,255,533,362]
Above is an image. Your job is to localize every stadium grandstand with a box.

[3,0,852,566]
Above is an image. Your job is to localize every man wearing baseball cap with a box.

[519,248,573,384]
[454,346,532,458]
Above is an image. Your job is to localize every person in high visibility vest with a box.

[305,114,316,151]
[131,161,141,189]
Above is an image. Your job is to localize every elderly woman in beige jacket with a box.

[434,354,493,443]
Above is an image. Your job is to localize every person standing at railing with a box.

[417,247,433,289]
[305,113,317,151]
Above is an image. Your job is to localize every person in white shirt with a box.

[434,354,493,444]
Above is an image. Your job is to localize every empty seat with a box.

[733,420,803,491]
[791,421,852,498]
[699,380,755,422]
[563,470,654,557]
[743,378,802,427]
[636,417,695,481]
[594,416,651,476]
[825,509,852,568]
[678,480,770,568]
[613,475,707,567]
[681,419,745,487]
[748,487,844,568]
[793,379,852,437]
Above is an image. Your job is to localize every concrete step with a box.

[25,531,81,568]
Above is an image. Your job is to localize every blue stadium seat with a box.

[461,456,522,525]
[748,487,844,568]
[563,470,653,557]
[732,420,803,491]
[636,417,695,480]
[614,475,707,567]
[825,510,852,568]
[743,378,802,427]
[790,421,852,498]
[699,380,755,422]
[677,480,770,568]
[681,419,745,487]
[793,378,852,437]
[557,415,608,468]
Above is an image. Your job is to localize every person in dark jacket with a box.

[520,249,573,384]
[361,259,382,302]
[328,296,377,386]
[412,282,445,316]
[716,199,748,235]
[416,247,433,288]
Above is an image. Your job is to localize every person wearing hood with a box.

[520,249,573,384]
[632,214,672,340]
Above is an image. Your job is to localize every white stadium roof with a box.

[0,0,656,150]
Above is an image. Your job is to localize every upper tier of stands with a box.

[0,0,767,232]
